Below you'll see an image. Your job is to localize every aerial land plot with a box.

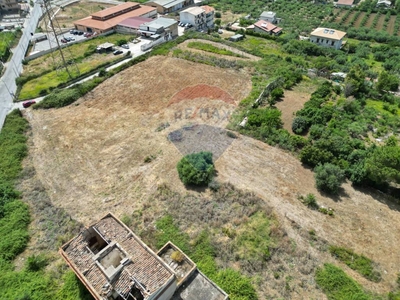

[376,14,386,31]
[365,13,377,28]
[354,11,366,28]
[343,11,356,25]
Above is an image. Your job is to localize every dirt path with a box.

[177,39,261,61]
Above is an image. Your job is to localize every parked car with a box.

[68,36,75,41]
[121,44,129,49]
[218,29,223,34]
[60,38,67,43]
[77,31,84,35]
[69,29,77,34]
[84,32,93,37]
[113,50,123,55]
[22,100,36,108]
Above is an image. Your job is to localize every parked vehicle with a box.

[77,31,84,35]
[113,50,123,55]
[84,32,93,37]
[22,100,36,108]
[69,29,77,34]
[121,44,129,49]
[60,38,67,43]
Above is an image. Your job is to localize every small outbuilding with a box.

[229,34,244,42]
[259,11,277,24]
[96,42,114,53]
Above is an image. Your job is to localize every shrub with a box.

[292,116,308,134]
[215,11,221,18]
[304,193,318,209]
[116,39,128,46]
[25,254,48,272]
[177,152,215,186]
[314,163,345,194]
[270,87,284,101]
[170,250,184,263]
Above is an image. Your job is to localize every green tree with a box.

[376,70,400,93]
[177,152,215,186]
[345,65,366,97]
[292,116,307,134]
[247,108,282,129]
[365,146,400,185]
[314,163,346,194]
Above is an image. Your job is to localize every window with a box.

[331,41,334,46]
[316,38,320,43]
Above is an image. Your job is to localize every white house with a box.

[179,6,206,30]
[259,11,276,24]
[310,28,346,50]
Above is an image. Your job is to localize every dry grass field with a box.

[22,55,400,298]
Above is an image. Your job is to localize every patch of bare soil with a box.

[275,81,316,133]
[177,39,261,61]
[25,55,400,298]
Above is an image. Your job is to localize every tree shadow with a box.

[318,186,349,202]
[352,185,400,212]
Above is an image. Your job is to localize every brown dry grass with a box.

[23,55,400,297]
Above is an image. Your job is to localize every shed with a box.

[229,34,244,42]
[96,42,114,52]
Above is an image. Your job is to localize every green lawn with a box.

[0,31,21,61]
[366,99,400,116]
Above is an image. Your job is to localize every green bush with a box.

[292,116,308,134]
[314,163,345,194]
[177,152,215,186]
[25,254,48,272]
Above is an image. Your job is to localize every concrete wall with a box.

[26,30,115,61]
[310,35,342,50]
[116,25,139,35]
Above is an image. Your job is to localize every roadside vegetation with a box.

[0,111,92,299]
[0,30,21,62]
[17,33,132,100]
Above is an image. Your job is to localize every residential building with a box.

[334,0,354,8]
[253,20,282,35]
[201,5,215,28]
[179,6,206,30]
[310,27,346,50]
[60,213,228,300]
[139,17,178,38]
[259,11,277,24]
[73,2,157,34]
[0,0,21,12]
[116,16,153,34]
[145,0,193,14]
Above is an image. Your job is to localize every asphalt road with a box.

[0,2,42,130]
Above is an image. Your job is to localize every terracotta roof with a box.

[336,0,354,5]
[74,5,156,31]
[118,16,153,29]
[310,27,346,40]
[60,214,174,299]
[91,2,140,18]
[201,5,215,13]
[254,20,282,33]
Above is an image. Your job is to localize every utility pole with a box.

[41,0,73,80]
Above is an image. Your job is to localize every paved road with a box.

[0,2,42,130]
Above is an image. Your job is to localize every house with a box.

[60,213,228,300]
[201,5,215,28]
[259,11,277,24]
[116,17,153,34]
[229,34,244,42]
[0,0,20,11]
[310,27,346,50]
[253,20,283,36]
[145,0,193,14]
[376,0,391,7]
[179,6,206,30]
[139,17,178,38]
[334,0,354,8]
[73,2,157,34]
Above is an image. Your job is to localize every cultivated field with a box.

[22,55,400,298]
